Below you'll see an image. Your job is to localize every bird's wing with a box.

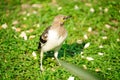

[38,26,51,49]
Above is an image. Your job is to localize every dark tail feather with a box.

[38,42,41,50]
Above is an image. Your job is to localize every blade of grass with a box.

[59,59,99,80]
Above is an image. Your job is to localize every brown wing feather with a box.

[38,26,51,49]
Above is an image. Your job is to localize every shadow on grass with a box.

[45,42,85,58]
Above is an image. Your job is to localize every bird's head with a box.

[53,15,71,26]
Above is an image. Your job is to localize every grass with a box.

[0,0,120,80]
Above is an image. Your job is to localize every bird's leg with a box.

[54,51,61,66]
[40,50,44,71]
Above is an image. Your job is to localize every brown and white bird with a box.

[38,15,70,71]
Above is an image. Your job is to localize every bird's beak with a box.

[61,16,72,23]
[65,15,72,19]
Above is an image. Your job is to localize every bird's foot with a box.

[56,58,61,66]
[40,66,44,72]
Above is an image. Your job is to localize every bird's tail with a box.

[38,42,41,50]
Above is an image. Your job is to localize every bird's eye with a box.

[63,17,66,20]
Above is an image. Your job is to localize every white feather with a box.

[42,30,67,52]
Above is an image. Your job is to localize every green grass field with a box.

[0,0,120,80]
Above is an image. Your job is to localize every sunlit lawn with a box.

[0,0,120,80]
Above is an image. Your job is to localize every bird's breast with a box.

[42,30,67,52]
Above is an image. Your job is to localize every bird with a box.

[38,14,71,71]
